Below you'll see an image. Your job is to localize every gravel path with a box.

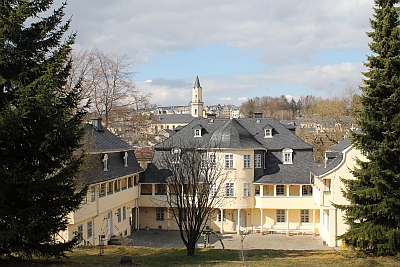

[127,230,333,250]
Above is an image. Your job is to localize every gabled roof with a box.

[155,117,312,150]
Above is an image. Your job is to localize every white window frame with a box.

[277,209,285,223]
[225,182,235,197]
[171,148,181,164]
[243,155,251,168]
[282,148,293,164]
[194,129,201,137]
[243,182,251,197]
[224,154,234,169]
[210,183,218,196]
[264,128,272,138]
[301,209,309,223]
[156,208,164,221]
[254,154,262,169]
[103,154,108,171]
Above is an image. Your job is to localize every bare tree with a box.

[68,48,139,126]
[153,143,229,256]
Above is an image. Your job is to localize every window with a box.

[171,148,181,164]
[243,155,251,168]
[209,154,217,168]
[90,187,96,202]
[123,151,128,167]
[217,210,226,222]
[282,148,293,164]
[302,185,311,195]
[87,221,92,239]
[103,154,108,171]
[264,129,272,137]
[254,154,262,169]
[77,224,83,243]
[301,210,309,223]
[180,209,187,222]
[156,208,164,221]
[277,209,285,223]
[276,185,285,195]
[156,184,166,195]
[224,154,234,168]
[243,183,251,197]
[210,183,218,196]
[122,206,127,220]
[117,208,121,223]
[225,183,235,197]
[194,129,201,137]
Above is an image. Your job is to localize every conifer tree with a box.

[0,1,86,259]
[338,0,400,256]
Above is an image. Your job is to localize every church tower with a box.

[191,76,204,117]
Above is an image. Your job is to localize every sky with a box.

[60,0,373,107]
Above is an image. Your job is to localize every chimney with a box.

[91,118,104,131]
[207,113,216,123]
[254,112,263,119]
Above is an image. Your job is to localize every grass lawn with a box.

[0,246,399,267]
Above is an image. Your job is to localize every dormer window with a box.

[123,151,128,167]
[194,129,201,137]
[103,154,108,171]
[282,148,293,164]
[193,124,203,137]
[263,124,273,138]
[171,148,181,164]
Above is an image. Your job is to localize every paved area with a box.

[127,230,333,250]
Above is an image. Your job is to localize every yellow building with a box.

[140,115,320,236]
[60,118,143,246]
[311,137,366,247]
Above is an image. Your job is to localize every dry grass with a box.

[0,246,399,267]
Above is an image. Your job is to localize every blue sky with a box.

[62,0,373,106]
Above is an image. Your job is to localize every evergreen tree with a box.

[338,0,400,256]
[0,1,86,259]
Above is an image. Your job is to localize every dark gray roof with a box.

[138,162,168,183]
[194,75,201,88]
[312,137,351,176]
[152,114,194,124]
[80,124,143,184]
[81,150,143,184]
[255,150,317,184]
[155,117,313,150]
[84,124,132,153]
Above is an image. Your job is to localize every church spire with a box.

[194,75,201,88]
[191,76,204,118]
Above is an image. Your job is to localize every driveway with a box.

[127,230,333,250]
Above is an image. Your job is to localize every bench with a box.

[269,225,287,234]
[252,225,271,233]
[298,225,314,235]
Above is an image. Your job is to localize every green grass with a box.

[1,246,399,267]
